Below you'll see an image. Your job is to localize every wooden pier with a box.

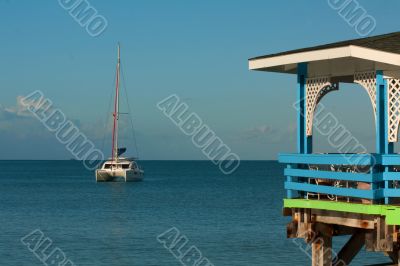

[249,32,400,265]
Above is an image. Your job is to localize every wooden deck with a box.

[284,199,400,265]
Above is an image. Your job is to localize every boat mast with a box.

[111,43,121,162]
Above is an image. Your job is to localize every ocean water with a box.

[0,160,392,266]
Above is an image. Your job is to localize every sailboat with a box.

[96,44,144,182]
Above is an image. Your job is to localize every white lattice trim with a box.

[387,78,400,142]
[354,72,377,120]
[306,77,338,136]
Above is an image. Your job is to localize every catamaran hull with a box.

[96,169,144,182]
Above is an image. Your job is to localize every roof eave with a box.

[249,45,400,74]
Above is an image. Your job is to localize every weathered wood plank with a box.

[313,214,374,229]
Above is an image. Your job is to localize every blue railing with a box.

[279,153,400,204]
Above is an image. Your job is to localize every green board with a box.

[284,199,400,225]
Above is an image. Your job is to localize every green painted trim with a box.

[284,199,400,225]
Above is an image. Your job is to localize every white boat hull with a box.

[96,169,144,182]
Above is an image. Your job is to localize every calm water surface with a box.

[0,161,391,265]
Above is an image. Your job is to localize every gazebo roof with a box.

[249,32,400,78]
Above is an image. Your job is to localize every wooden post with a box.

[388,246,400,265]
[312,223,333,266]
[312,234,332,266]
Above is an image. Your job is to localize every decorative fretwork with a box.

[316,82,339,105]
[306,77,338,136]
[354,71,377,119]
[387,78,400,142]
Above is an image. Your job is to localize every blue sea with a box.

[0,161,393,265]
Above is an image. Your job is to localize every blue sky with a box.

[1,0,400,160]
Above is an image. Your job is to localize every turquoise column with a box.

[297,63,308,154]
[376,71,385,154]
[376,70,393,204]
[289,63,308,199]
[383,76,393,155]
[286,164,293,198]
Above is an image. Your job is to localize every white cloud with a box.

[3,96,35,117]
[0,96,58,139]
[241,124,277,140]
